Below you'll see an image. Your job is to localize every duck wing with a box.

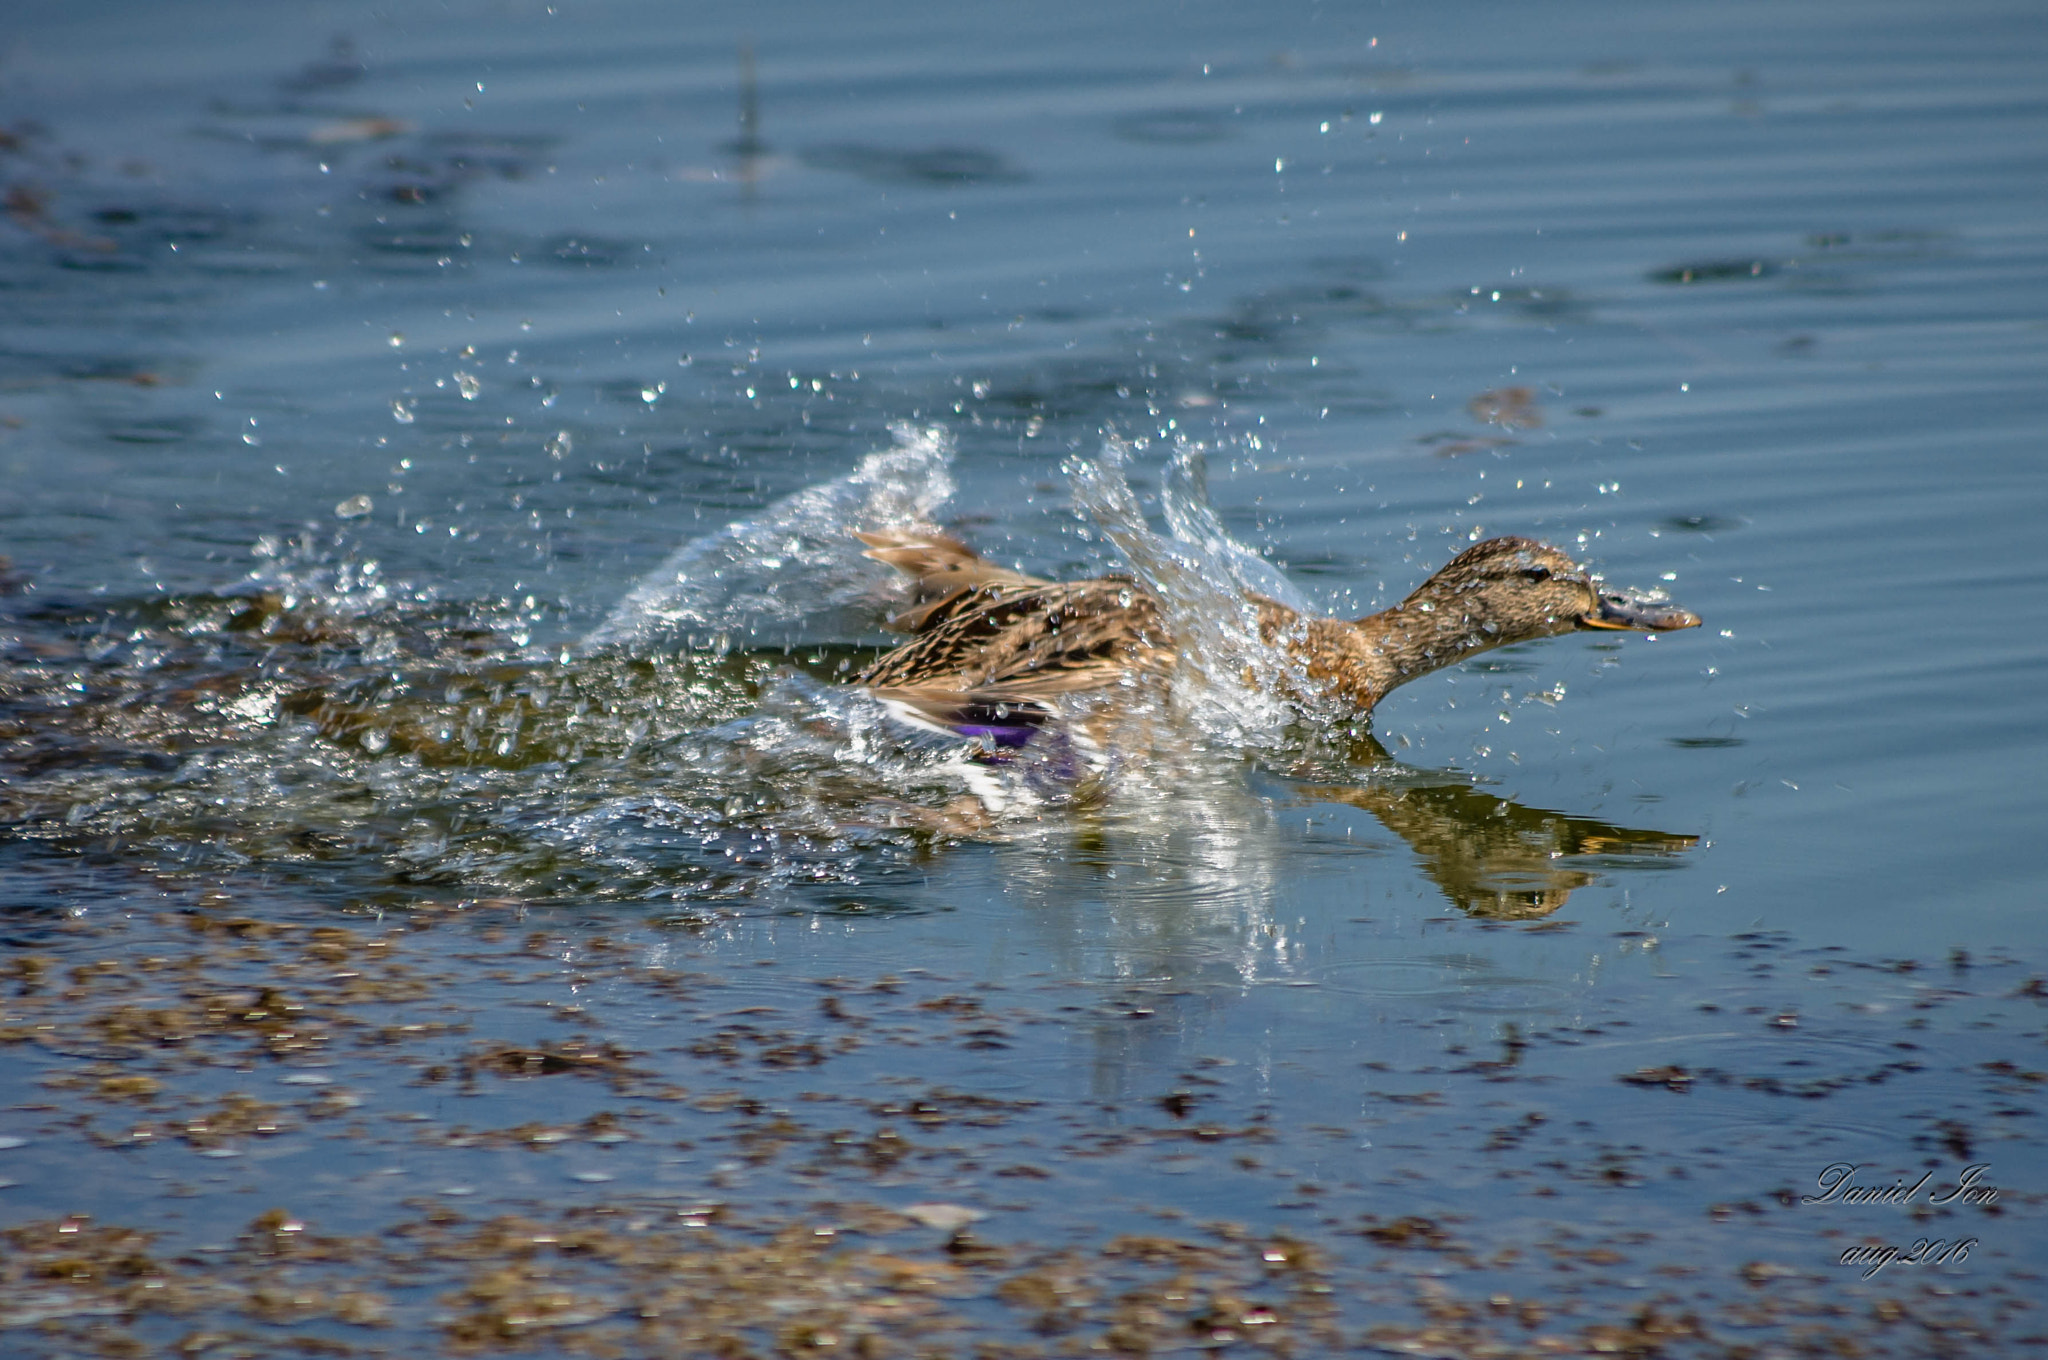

[855,577,1172,699]
[881,580,1041,637]
[864,685,1060,747]
[853,528,1049,629]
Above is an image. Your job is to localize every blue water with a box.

[2,0,2044,1351]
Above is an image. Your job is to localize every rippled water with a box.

[3,0,2045,1352]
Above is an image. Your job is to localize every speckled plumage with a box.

[851,529,1698,733]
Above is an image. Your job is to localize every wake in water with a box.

[0,424,1695,939]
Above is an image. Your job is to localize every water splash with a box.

[2,428,1321,912]
[1158,444,1311,615]
[1065,436,1302,749]
[584,424,954,654]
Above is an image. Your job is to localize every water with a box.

[3,0,2046,1352]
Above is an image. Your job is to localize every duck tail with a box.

[853,529,1048,598]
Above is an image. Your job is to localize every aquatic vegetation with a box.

[0,900,2034,1356]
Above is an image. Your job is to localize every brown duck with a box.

[850,530,1699,744]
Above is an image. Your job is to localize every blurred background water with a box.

[1,0,2044,1352]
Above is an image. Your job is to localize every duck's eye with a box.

[1518,566,1552,583]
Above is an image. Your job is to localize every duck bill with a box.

[1578,593,1702,632]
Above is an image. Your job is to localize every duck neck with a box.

[1251,601,1392,713]
[1352,600,1515,694]
[1254,597,1521,715]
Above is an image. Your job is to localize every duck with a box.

[849,529,1698,742]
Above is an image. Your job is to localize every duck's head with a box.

[1396,536,1701,645]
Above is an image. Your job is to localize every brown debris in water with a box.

[1621,1063,1695,1092]
[1467,384,1544,430]
[2,182,119,253]
[462,1040,638,1080]
[0,899,2039,1356]
[1356,1214,1460,1252]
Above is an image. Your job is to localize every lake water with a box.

[2,0,2045,1352]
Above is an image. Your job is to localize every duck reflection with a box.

[994,729,1695,935]
[982,733,1700,1108]
[983,727,1697,1010]
[1285,733,1697,920]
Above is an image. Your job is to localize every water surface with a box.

[2,0,2045,1353]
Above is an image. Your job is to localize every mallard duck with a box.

[850,529,1698,741]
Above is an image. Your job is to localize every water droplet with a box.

[902,1203,986,1231]
[545,430,572,459]
[388,331,404,348]
[390,398,415,423]
[335,494,374,520]
[360,728,390,754]
[454,370,481,400]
